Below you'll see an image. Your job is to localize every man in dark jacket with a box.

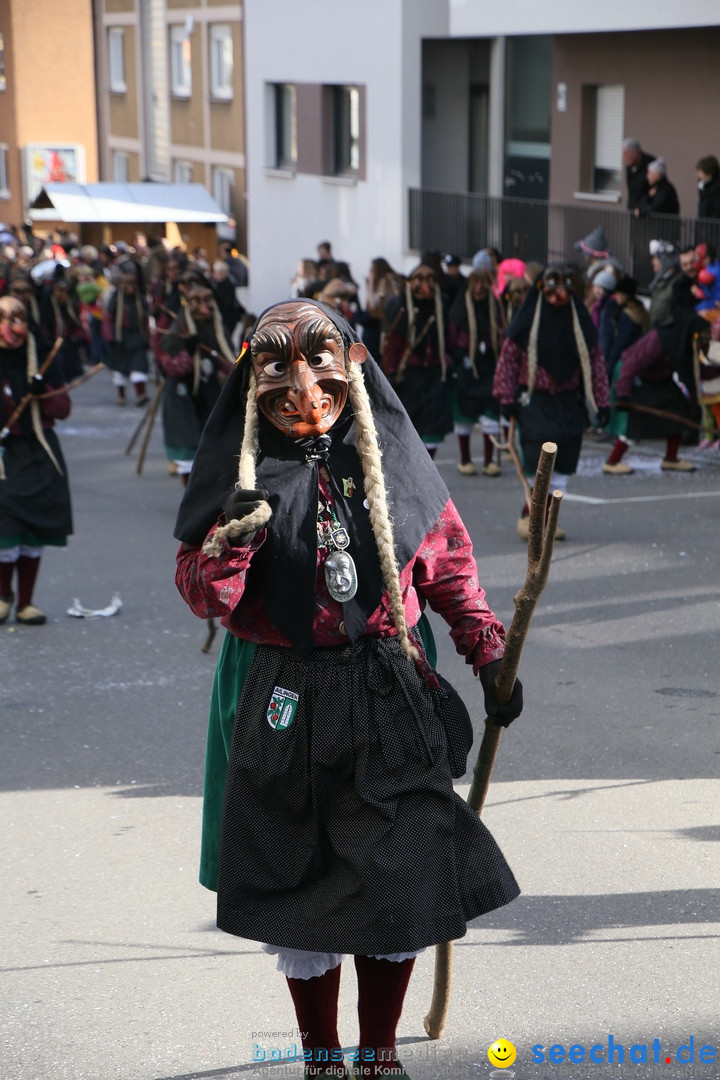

[622,138,656,211]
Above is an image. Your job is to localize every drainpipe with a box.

[488,36,506,199]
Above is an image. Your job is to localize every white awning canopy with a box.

[28,182,228,224]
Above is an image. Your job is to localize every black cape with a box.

[174,300,450,657]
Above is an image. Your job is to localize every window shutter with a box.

[595,85,624,170]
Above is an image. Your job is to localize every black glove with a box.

[28,374,46,397]
[223,487,270,543]
[596,406,610,428]
[478,659,524,728]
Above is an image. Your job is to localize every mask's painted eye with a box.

[308,351,334,369]
[262,359,288,377]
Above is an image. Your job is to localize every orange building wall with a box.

[10,0,98,179]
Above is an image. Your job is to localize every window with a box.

[333,85,360,175]
[112,150,129,183]
[593,84,624,193]
[170,25,192,98]
[212,166,235,215]
[108,27,126,94]
[0,145,9,197]
[173,160,193,184]
[209,24,233,100]
[273,84,297,169]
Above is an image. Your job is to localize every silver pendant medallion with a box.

[324,549,358,603]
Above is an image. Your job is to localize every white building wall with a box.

[244,0,446,312]
[449,0,720,37]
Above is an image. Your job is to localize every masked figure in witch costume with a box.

[0,297,73,626]
[174,300,523,1079]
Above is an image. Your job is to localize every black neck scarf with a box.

[504,281,598,385]
[174,300,450,657]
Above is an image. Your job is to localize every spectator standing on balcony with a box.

[622,138,656,211]
[636,158,680,217]
[696,155,720,220]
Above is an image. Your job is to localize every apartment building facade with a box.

[92,0,246,249]
[242,0,720,310]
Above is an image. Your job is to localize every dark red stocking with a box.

[0,560,14,599]
[286,964,343,1077]
[16,556,41,610]
[665,435,682,462]
[354,955,416,1076]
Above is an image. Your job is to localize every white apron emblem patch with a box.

[267,686,299,730]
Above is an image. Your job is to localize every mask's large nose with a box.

[286,360,325,426]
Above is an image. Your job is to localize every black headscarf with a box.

[504,276,598,385]
[174,300,450,656]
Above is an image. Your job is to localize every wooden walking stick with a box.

[423,441,562,1041]
[134,377,166,475]
[125,394,154,456]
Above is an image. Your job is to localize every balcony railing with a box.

[408,188,720,288]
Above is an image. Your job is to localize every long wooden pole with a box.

[423,441,562,1041]
[0,337,64,443]
[134,377,166,476]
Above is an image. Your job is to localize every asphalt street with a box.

[2,369,719,1080]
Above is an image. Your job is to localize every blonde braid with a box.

[27,332,63,475]
[212,301,236,367]
[183,305,202,397]
[51,296,62,340]
[201,371,271,556]
[114,287,125,342]
[526,290,543,399]
[434,284,446,380]
[347,360,418,662]
[489,292,502,360]
[571,297,598,415]
[465,289,478,378]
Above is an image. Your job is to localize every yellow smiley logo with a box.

[488,1039,517,1068]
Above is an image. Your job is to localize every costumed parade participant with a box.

[447,267,505,476]
[493,264,611,539]
[383,263,453,457]
[609,311,707,474]
[174,299,523,1078]
[0,296,73,625]
[101,260,151,406]
[39,274,88,381]
[156,280,235,483]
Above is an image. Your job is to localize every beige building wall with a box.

[108,24,140,141]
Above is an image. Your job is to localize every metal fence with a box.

[408,188,720,289]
